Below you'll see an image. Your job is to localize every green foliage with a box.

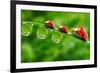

[21,10,90,63]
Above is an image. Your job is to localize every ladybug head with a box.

[71,27,78,32]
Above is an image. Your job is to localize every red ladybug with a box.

[60,25,67,33]
[71,27,88,41]
[45,20,54,28]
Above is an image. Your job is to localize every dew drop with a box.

[52,32,63,43]
[21,23,33,36]
[36,26,48,39]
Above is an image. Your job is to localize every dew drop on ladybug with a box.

[71,27,88,41]
[45,20,54,29]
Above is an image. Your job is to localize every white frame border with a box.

[16,4,94,69]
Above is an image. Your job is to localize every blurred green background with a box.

[21,9,90,63]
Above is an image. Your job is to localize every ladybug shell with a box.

[60,26,67,33]
[45,20,54,28]
[73,27,88,41]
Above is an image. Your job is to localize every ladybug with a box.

[60,25,67,33]
[45,20,54,29]
[71,27,88,41]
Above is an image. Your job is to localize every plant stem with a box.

[22,21,43,25]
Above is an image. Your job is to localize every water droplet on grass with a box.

[52,32,63,43]
[36,26,48,39]
[21,23,33,36]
